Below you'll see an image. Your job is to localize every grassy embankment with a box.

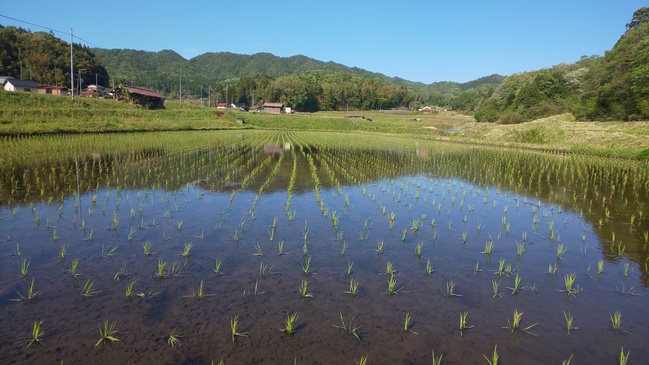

[2,90,648,158]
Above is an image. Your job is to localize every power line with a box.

[0,14,99,47]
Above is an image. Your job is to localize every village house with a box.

[110,84,165,109]
[38,86,70,96]
[263,102,284,114]
[2,76,38,93]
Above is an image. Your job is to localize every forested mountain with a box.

[0,25,108,89]
[462,7,649,122]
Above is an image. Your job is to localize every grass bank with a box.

[2,91,648,158]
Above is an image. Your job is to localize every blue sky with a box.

[1,1,646,83]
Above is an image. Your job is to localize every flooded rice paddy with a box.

[1,130,648,364]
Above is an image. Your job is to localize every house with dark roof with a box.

[3,77,38,93]
[263,102,285,114]
[110,84,165,109]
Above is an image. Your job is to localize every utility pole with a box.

[70,28,74,100]
[208,86,211,108]
[179,76,182,107]
[78,69,85,96]
[225,84,228,108]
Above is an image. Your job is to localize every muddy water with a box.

[1,131,648,364]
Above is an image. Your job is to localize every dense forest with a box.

[459,7,649,122]
[0,25,109,90]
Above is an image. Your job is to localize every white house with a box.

[3,77,38,93]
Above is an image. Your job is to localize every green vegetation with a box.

[468,8,649,123]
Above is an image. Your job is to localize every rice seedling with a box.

[389,212,396,229]
[125,277,138,299]
[426,259,434,276]
[504,309,538,336]
[253,242,263,257]
[346,260,354,276]
[563,311,578,335]
[230,315,248,342]
[167,329,182,347]
[468,261,480,276]
[81,278,99,297]
[562,354,574,365]
[482,241,494,255]
[492,280,503,298]
[375,240,384,255]
[559,273,579,297]
[556,243,567,260]
[177,220,183,232]
[95,320,120,346]
[515,240,525,257]
[142,241,155,256]
[51,228,59,241]
[332,312,361,341]
[280,312,299,335]
[610,311,625,334]
[299,279,314,298]
[403,312,417,334]
[26,320,45,347]
[614,282,640,296]
[622,262,630,277]
[301,257,314,275]
[401,229,407,242]
[506,273,522,295]
[335,230,344,241]
[619,347,630,365]
[19,259,29,278]
[357,355,368,365]
[345,277,359,296]
[156,259,167,279]
[102,244,118,258]
[431,350,444,365]
[259,261,275,278]
[170,261,185,278]
[56,244,68,261]
[340,242,349,255]
[13,278,40,302]
[483,345,499,365]
[384,261,397,276]
[597,259,604,275]
[186,280,215,298]
[68,258,81,278]
[13,243,21,257]
[415,242,423,259]
[410,219,419,232]
[546,262,557,275]
[179,242,193,258]
[459,311,474,336]
[114,261,128,281]
[446,280,462,297]
[385,274,401,295]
